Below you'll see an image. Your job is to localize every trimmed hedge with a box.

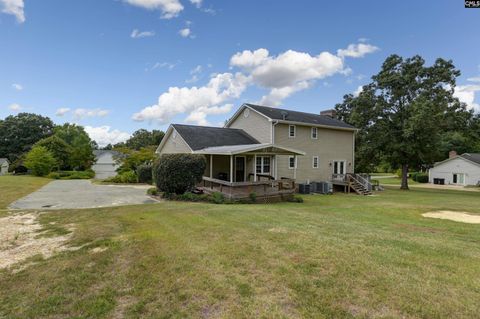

[104,170,138,183]
[136,164,153,184]
[47,170,95,180]
[153,154,206,194]
[415,173,429,183]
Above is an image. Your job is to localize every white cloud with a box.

[179,27,191,38]
[337,43,379,58]
[55,107,71,117]
[150,61,176,71]
[132,72,249,125]
[131,29,155,38]
[353,85,363,97]
[231,48,345,105]
[185,65,202,83]
[72,108,109,120]
[0,0,25,23]
[11,83,23,90]
[8,103,22,112]
[123,0,183,19]
[467,77,480,83]
[190,0,202,7]
[85,126,131,147]
[454,84,480,113]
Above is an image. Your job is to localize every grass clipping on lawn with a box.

[422,211,480,224]
[0,212,75,270]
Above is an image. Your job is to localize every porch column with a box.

[293,154,297,180]
[230,155,233,183]
[210,154,213,178]
[254,154,257,182]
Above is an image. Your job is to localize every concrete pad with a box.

[9,180,158,210]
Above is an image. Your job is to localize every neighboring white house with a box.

[0,158,9,176]
[429,151,480,186]
[92,150,122,180]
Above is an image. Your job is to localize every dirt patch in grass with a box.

[0,212,75,270]
[422,211,480,224]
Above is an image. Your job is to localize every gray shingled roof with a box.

[0,158,9,165]
[172,124,259,151]
[246,103,355,129]
[461,153,480,165]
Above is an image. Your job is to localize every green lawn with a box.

[1,177,480,318]
[0,175,50,209]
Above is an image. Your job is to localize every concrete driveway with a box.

[9,180,158,210]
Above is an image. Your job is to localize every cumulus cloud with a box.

[231,48,345,105]
[55,107,71,117]
[353,85,363,97]
[454,84,480,113]
[85,126,131,147]
[337,43,379,58]
[8,103,22,112]
[132,72,249,125]
[0,0,25,23]
[179,27,191,38]
[11,83,23,91]
[72,108,109,120]
[190,0,202,7]
[131,29,155,38]
[123,0,183,18]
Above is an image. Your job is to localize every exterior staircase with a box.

[347,174,373,195]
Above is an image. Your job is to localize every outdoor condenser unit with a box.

[298,183,311,194]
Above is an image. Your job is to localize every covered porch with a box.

[195,144,305,200]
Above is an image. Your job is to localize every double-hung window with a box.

[256,156,271,174]
[288,156,297,169]
[289,125,296,138]
[312,156,319,168]
[311,127,318,139]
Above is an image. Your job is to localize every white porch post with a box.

[293,154,297,180]
[230,155,233,183]
[254,154,257,181]
[210,154,213,178]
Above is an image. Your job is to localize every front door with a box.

[453,173,465,185]
[235,157,245,182]
[333,160,346,175]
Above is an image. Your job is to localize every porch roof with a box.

[193,143,305,156]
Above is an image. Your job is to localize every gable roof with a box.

[172,124,260,151]
[0,158,9,165]
[461,153,480,165]
[239,103,355,130]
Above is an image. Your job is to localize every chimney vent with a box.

[320,109,337,118]
[449,150,458,159]
[280,111,288,120]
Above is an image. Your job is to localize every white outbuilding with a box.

[92,150,122,180]
[0,158,9,175]
[429,151,480,186]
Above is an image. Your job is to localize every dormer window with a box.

[311,127,318,139]
[289,125,296,138]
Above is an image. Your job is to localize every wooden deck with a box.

[199,176,296,201]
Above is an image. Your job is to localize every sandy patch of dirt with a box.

[422,211,480,224]
[90,247,108,253]
[0,212,74,270]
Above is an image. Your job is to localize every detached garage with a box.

[92,150,122,180]
[429,151,480,186]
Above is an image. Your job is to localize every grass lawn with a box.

[1,178,480,318]
[0,175,50,209]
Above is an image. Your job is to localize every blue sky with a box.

[1,0,479,146]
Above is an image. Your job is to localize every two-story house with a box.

[156,103,357,199]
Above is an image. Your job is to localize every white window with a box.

[333,160,346,175]
[311,127,318,139]
[256,156,271,174]
[312,156,319,168]
[289,125,296,138]
[288,156,297,169]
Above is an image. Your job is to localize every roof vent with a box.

[280,111,288,120]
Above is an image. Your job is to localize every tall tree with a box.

[124,129,165,150]
[35,135,73,170]
[0,113,55,162]
[336,55,469,190]
[54,123,95,170]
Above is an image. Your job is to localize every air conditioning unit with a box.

[313,182,333,194]
[298,183,311,194]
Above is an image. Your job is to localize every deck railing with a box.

[200,176,296,200]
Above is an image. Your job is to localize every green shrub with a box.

[104,170,138,183]
[210,192,225,204]
[416,173,429,183]
[137,164,153,184]
[287,195,304,203]
[249,192,257,203]
[410,172,419,181]
[47,172,61,179]
[147,187,158,196]
[24,146,57,176]
[47,170,94,180]
[153,154,206,194]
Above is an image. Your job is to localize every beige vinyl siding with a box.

[228,107,272,143]
[159,130,192,154]
[274,123,354,183]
